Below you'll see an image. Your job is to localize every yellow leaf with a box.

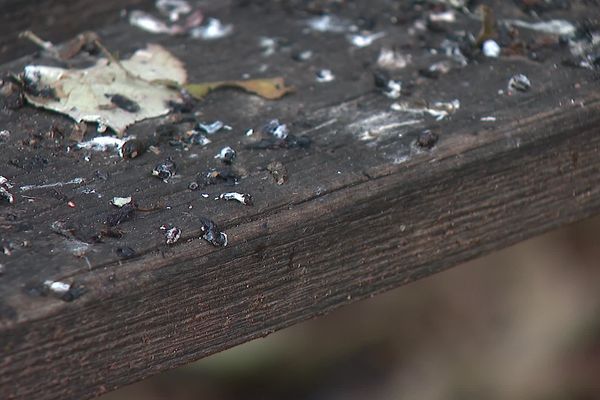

[185,77,293,100]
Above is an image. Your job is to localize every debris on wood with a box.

[115,246,136,259]
[292,50,313,62]
[429,10,456,23]
[106,203,137,226]
[111,197,132,208]
[419,61,452,79]
[197,121,230,134]
[161,226,182,245]
[156,0,192,22]
[482,40,501,58]
[391,99,460,121]
[77,136,130,154]
[43,280,84,302]
[184,130,211,146]
[0,130,10,142]
[218,192,253,206]
[348,32,386,48]
[262,119,289,139]
[508,74,532,93]
[267,161,288,185]
[316,69,335,83]
[306,15,354,33]
[246,119,311,150]
[374,70,402,99]
[504,19,576,36]
[565,20,600,70]
[200,218,228,247]
[190,18,233,40]
[200,167,239,187]
[20,177,84,192]
[214,146,236,164]
[259,37,277,56]
[120,139,146,159]
[43,280,71,297]
[377,47,411,70]
[128,2,204,36]
[0,176,15,204]
[415,130,439,150]
[152,159,177,181]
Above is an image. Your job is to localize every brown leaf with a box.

[476,5,497,46]
[184,77,294,101]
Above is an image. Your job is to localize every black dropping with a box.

[200,218,228,247]
[152,158,177,180]
[416,130,439,150]
[418,67,441,80]
[246,134,311,150]
[200,167,239,187]
[373,68,387,87]
[107,94,140,113]
[116,246,136,259]
[121,139,145,159]
[61,286,86,302]
[106,203,136,226]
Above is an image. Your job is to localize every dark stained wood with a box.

[1,1,600,399]
[0,0,154,64]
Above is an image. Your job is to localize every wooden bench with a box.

[2,1,600,398]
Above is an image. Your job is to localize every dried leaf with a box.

[184,77,293,100]
[23,44,186,136]
[476,5,497,46]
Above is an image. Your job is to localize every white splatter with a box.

[316,69,335,83]
[190,18,233,40]
[347,32,385,47]
[20,177,85,192]
[504,19,576,37]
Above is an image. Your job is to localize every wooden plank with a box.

[1,1,600,399]
[0,0,154,64]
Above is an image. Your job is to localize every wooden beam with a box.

[1,1,599,398]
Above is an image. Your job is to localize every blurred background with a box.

[101,215,600,400]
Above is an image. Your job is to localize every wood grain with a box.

[1,1,600,399]
[0,0,153,63]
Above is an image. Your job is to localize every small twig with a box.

[91,39,134,78]
[19,30,54,50]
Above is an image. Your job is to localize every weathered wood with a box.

[1,1,600,399]
[0,0,154,64]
